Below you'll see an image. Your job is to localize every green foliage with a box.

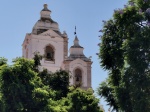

[98,81,119,111]
[33,52,43,72]
[0,57,7,66]
[66,87,101,112]
[39,69,70,100]
[0,56,103,112]
[46,98,70,112]
[45,87,102,112]
[0,93,5,112]
[0,58,50,111]
[98,0,150,112]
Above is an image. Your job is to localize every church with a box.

[22,4,92,89]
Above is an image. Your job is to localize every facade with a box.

[22,4,92,89]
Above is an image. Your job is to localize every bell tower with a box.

[62,34,92,89]
[22,4,68,72]
[22,4,92,89]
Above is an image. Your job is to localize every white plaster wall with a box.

[69,48,84,55]
[22,35,27,57]
[40,11,50,18]
[68,59,88,87]
[22,34,32,58]
[23,32,64,72]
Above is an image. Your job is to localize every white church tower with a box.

[62,35,92,89]
[22,4,92,89]
[22,4,68,72]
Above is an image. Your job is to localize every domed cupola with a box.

[40,4,51,19]
[32,4,60,35]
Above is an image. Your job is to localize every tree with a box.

[64,87,102,112]
[0,58,52,112]
[33,52,43,72]
[0,57,7,66]
[0,56,103,112]
[39,69,70,100]
[98,0,150,112]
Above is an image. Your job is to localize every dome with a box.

[32,4,60,35]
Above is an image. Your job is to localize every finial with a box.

[41,4,51,12]
[44,4,48,9]
[74,26,77,35]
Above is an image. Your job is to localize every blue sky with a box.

[0,0,128,111]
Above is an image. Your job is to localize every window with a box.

[74,68,82,85]
[45,45,54,61]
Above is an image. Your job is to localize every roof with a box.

[70,45,83,48]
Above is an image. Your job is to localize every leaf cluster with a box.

[98,0,150,112]
[0,56,103,112]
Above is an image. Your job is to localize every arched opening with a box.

[74,68,82,86]
[45,45,54,61]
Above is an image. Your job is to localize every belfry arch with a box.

[45,44,55,61]
[74,68,83,86]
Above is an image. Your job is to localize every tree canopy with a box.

[0,56,103,112]
[98,0,150,112]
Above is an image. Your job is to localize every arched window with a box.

[74,68,82,85]
[45,45,54,61]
